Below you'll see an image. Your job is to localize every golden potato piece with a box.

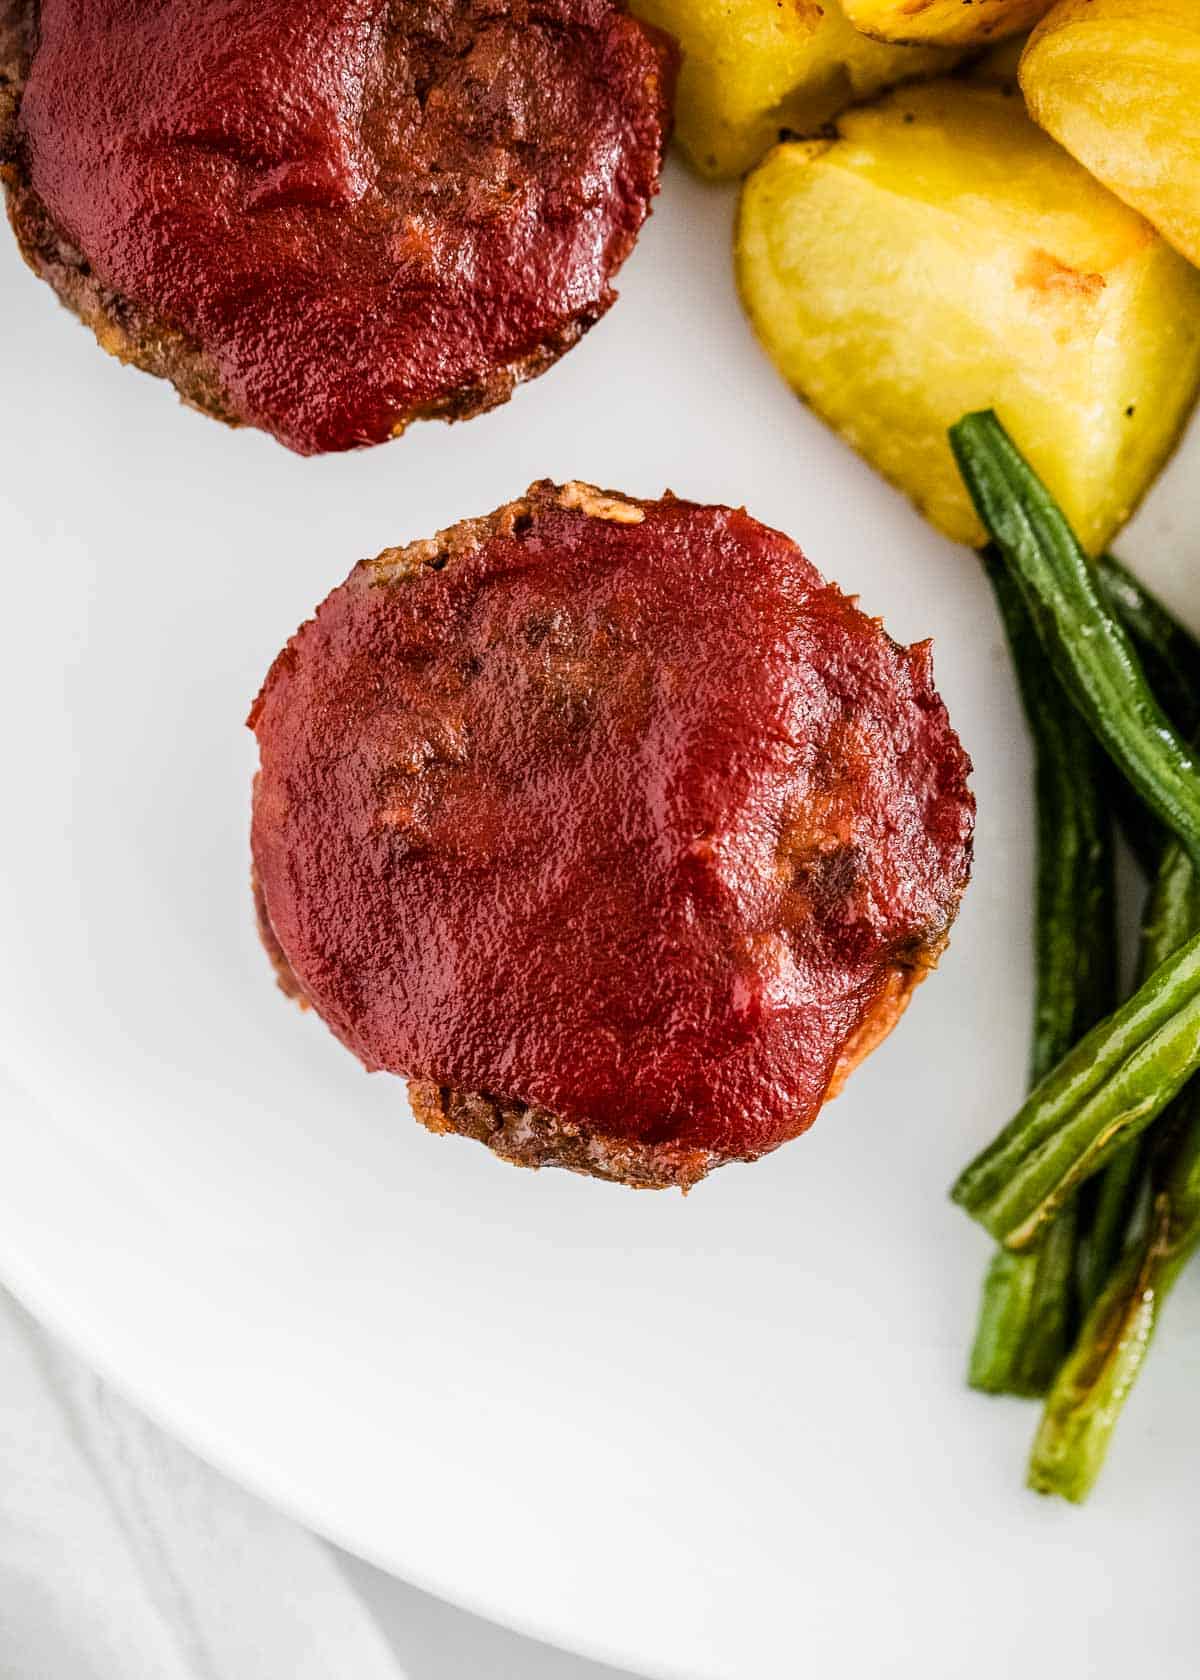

[736,82,1200,553]
[1021,0,1200,268]
[843,0,1052,47]
[628,0,956,179]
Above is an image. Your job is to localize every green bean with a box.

[1079,1140,1145,1311]
[970,550,1200,1376]
[948,417,1200,1486]
[1081,842,1200,1305]
[969,1214,1078,1397]
[988,548,1119,1083]
[1028,1092,1200,1501]
[967,550,1116,1395]
[1102,771,1162,878]
[951,927,1200,1249]
[1028,843,1200,1494]
[1095,554,1200,743]
[1096,556,1200,872]
[948,413,1200,872]
[1142,839,1200,972]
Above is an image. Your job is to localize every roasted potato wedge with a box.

[736,81,1200,553]
[1021,0,1200,269]
[628,0,956,179]
[843,0,1051,47]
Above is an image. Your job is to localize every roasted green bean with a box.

[949,413,1200,872]
[1096,555,1200,873]
[1096,555,1200,743]
[1082,843,1200,1305]
[949,412,1200,1497]
[952,925,1200,1248]
[1028,1090,1200,1501]
[968,550,1116,1395]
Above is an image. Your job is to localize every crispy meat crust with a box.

[0,1,29,143]
[1,1,675,453]
[408,1081,720,1192]
[250,483,973,1190]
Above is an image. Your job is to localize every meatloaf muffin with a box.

[0,1,675,454]
[249,483,974,1189]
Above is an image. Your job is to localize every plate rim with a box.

[0,1062,678,1680]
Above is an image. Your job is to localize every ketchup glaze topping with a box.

[250,486,974,1162]
[18,1,675,452]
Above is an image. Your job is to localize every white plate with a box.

[4,161,1200,1680]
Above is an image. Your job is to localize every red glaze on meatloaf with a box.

[250,484,974,1185]
[5,1,675,453]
